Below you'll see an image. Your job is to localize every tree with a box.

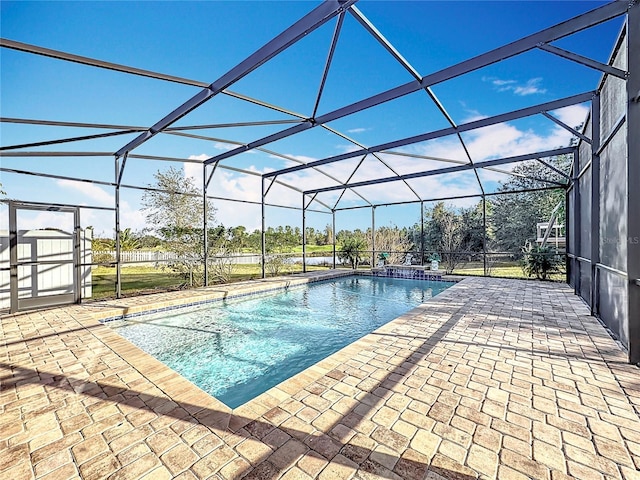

[265,225,300,253]
[324,224,333,245]
[305,227,317,246]
[141,167,216,286]
[91,235,116,266]
[489,156,569,255]
[92,236,114,251]
[118,228,140,251]
[417,202,484,273]
[459,204,485,254]
[338,232,367,269]
[246,229,262,252]
[429,203,467,273]
[369,225,414,264]
[229,225,248,250]
[135,230,163,249]
[208,224,229,248]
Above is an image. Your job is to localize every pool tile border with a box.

[98,284,299,322]
[97,269,459,323]
[90,270,354,323]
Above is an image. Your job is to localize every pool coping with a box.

[95,269,460,323]
[77,269,462,424]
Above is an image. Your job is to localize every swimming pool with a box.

[109,275,453,408]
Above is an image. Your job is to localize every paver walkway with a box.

[1,276,639,479]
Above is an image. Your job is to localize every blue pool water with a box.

[109,276,453,408]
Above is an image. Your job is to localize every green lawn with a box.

[291,245,334,254]
[91,263,333,299]
[92,266,184,298]
[91,258,563,299]
[238,245,334,254]
[451,261,565,281]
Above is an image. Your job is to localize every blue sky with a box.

[0,0,624,236]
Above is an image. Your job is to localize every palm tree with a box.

[118,228,140,251]
[338,235,367,269]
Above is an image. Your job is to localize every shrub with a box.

[338,235,367,269]
[265,254,288,276]
[521,242,561,280]
[209,246,237,284]
[93,251,115,266]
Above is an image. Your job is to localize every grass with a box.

[92,266,184,298]
[291,245,334,254]
[91,258,564,299]
[237,245,334,254]
[91,263,334,299]
[451,261,565,281]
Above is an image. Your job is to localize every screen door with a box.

[8,201,81,313]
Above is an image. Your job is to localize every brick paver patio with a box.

[1,275,639,479]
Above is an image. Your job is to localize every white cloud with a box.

[214,142,239,151]
[483,76,547,96]
[214,120,539,208]
[119,202,147,232]
[513,78,547,96]
[381,104,587,185]
[482,76,516,87]
[51,179,146,236]
[182,153,313,229]
[407,173,481,204]
[347,127,368,134]
[56,179,114,206]
[337,144,367,154]
[493,80,516,86]
[273,153,318,164]
[461,110,485,123]
[208,170,264,230]
[9,210,75,233]
[184,160,204,187]
[552,104,589,130]
[254,151,479,208]
[434,104,587,163]
[177,101,589,225]
[265,153,319,171]
[183,157,270,229]
[188,153,210,161]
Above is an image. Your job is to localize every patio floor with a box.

[1,275,639,480]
